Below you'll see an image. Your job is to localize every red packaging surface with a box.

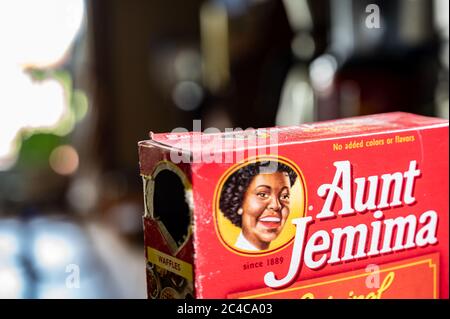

[138,112,448,299]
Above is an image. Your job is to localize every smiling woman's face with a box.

[240,172,291,250]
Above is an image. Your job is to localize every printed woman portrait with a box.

[219,160,299,252]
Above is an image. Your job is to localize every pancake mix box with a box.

[138,112,448,299]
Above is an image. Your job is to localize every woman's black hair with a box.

[219,161,297,227]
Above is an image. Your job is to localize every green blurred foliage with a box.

[16,133,67,170]
[13,68,89,170]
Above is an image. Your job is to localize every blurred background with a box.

[0,0,448,298]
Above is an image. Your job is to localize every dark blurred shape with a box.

[276,0,329,125]
[312,0,441,120]
[210,0,294,129]
[88,0,205,171]
[86,1,205,230]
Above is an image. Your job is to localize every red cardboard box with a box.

[138,112,449,299]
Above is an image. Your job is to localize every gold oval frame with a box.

[213,155,308,257]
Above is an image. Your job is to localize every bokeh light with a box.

[49,145,79,176]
